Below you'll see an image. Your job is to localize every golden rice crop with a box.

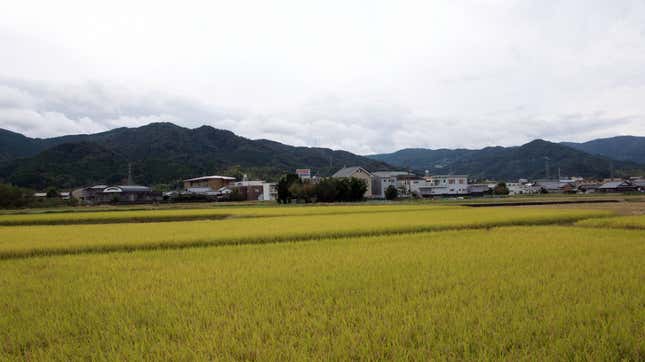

[0,208,610,259]
[0,203,454,225]
[576,215,645,229]
[0,226,642,360]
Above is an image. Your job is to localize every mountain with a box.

[561,136,645,164]
[369,139,645,181]
[0,129,45,163]
[0,123,392,189]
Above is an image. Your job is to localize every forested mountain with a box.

[561,136,645,164]
[3,123,644,189]
[0,123,391,189]
[369,139,645,181]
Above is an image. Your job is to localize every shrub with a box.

[385,185,398,200]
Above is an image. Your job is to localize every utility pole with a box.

[127,163,134,185]
[610,160,614,180]
[558,167,561,181]
[544,157,550,180]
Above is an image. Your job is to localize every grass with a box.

[576,215,645,229]
[0,208,610,259]
[0,226,642,360]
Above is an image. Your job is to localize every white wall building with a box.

[506,182,541,195]
[410,175,469,197]
[371,171,418,198]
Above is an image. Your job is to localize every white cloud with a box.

[0,0,644,153]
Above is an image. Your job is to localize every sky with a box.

[1,0,644,154]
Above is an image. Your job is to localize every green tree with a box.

[0,183,31,208]
[46,187,59,198]
[348,178,367,201]
[493,182,509,195]
[314,178,339,202]
[277,174,300,203]
[385,185,398,200]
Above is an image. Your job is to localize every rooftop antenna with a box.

[127,163,134,185]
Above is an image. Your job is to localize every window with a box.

[449,179,455,184]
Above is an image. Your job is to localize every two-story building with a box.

[411,175,469,197]
[371,171,419,198]
[183,175,236,194]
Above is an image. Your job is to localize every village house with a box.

[632,178,645,191]
[371,171,419,198]
[183,175,236,193]
[100,186,161,203]
[332,166,374,197]
[598,180,639,193]
[411,175,469,197]
[534,180,570,193]
[230,180,277,201]
[576,182,603,194]
[506,182,541,195]
[72,185,161,205]
[71,185,109,205]
[466,184,491,196]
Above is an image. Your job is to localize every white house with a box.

[371,171,419,198]
[506,182,541,195]
[410,175,469,197]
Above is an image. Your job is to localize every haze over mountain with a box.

[0,123,391,189]
[369,139,645,181]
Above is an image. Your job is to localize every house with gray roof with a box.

[598,180,639,193]
[72,185,161,205]
[332,166,374,197]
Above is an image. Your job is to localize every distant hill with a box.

[0,123,392,189]
[561,136,645,164]
[369,139,645,181]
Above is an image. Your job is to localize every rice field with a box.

[0,203,455,226]
[576,215,645,229]
[0,202,642,360]
[0,207,609,259]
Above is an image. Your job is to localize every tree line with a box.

[277,174,368,203]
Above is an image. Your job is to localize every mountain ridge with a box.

[560,135,645,164]
[2,124,644,189]
[0,123,392,189]
[368,138,645,180]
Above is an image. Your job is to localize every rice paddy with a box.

[576,215,645,229]
[0,202,642,360]
[0,207,609,259]
[0,203,453,226]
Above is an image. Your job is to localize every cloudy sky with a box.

[1,0,644,154]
